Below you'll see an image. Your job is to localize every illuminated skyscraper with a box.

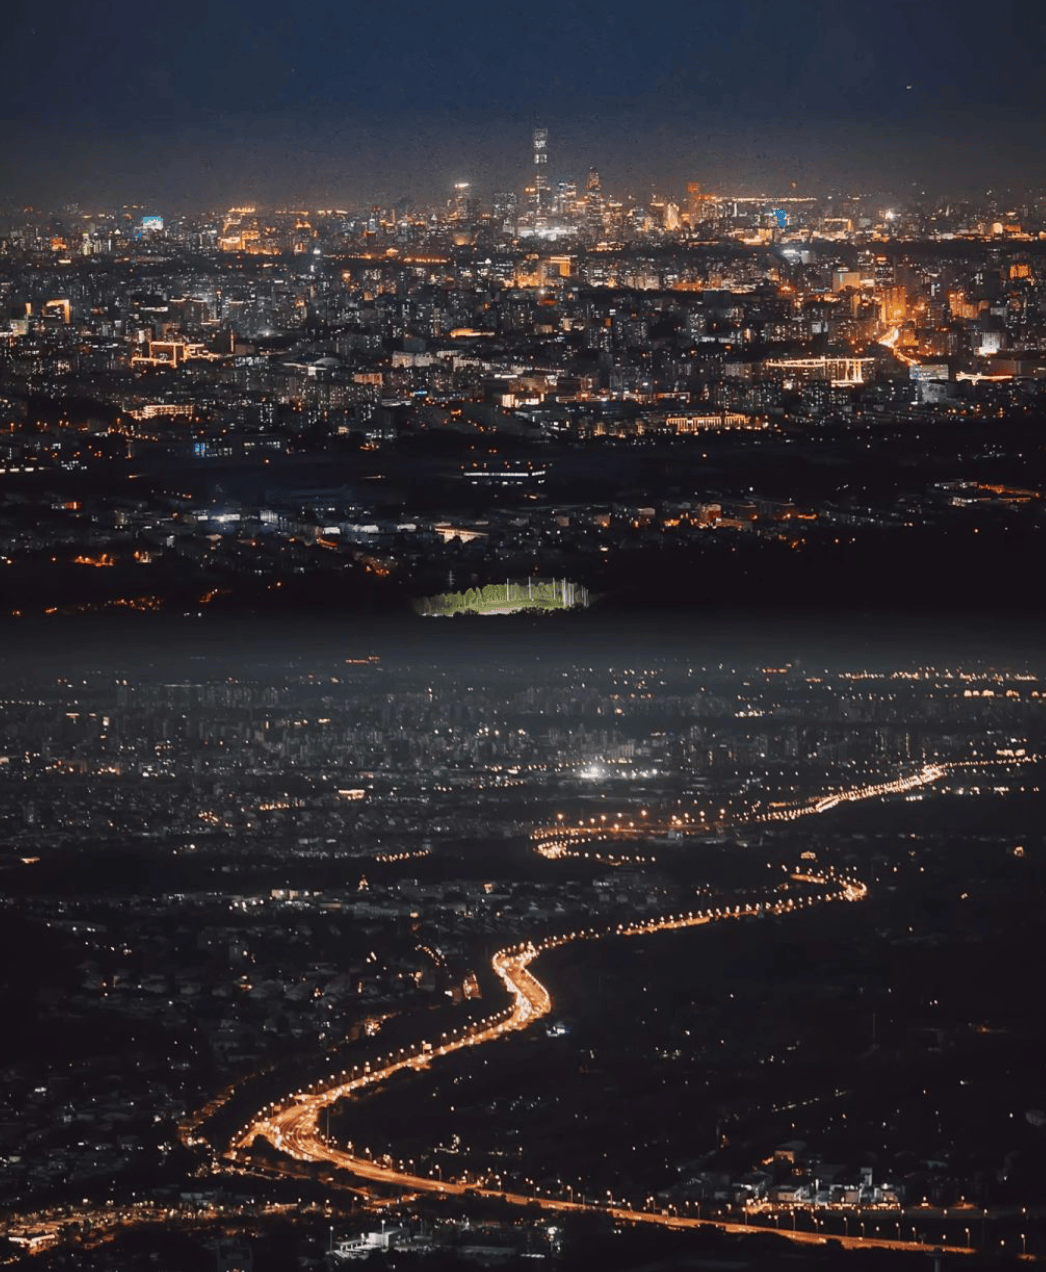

[493,191,518,228]
[451,182,478,223]
[687,182,705,225]
[531,128,550,223]
[585,167,604,233]
[555,179,578,217]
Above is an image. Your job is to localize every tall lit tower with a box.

[585,167,604,233]
[452,182,472,222]
[532,128,550,222]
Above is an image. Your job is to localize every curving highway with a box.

[6,755,1038,1262]
[227,755,1039,1256]
[225,879,982,1256]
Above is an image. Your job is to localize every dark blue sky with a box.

[3,0,1044,209]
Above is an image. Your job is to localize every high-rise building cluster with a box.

[1,139,1046,619]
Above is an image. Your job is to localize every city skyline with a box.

[4,0,1046,207]
[7,112,1046,214]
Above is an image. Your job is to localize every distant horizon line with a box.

[4,187,1042,220]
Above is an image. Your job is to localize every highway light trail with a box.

[217,755,1036,1257]
[756,756,1034,824]
[0,1199,323,1262]
[757,763,948,822]
[530,757,1034,861]
[879,324,918,367]
[227,877,955,1253]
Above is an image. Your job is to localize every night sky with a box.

[3,0,1044,209]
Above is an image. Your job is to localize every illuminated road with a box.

[222,877,995,1259]
[880,325,918,367]
[757,757,1034,825]
[229,753,1039,1256]
[234,891,845,1159]
[0,1199,321,1263]
[26,755,1031,1261]
[757,763,948,822]
[532,761,960,860]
